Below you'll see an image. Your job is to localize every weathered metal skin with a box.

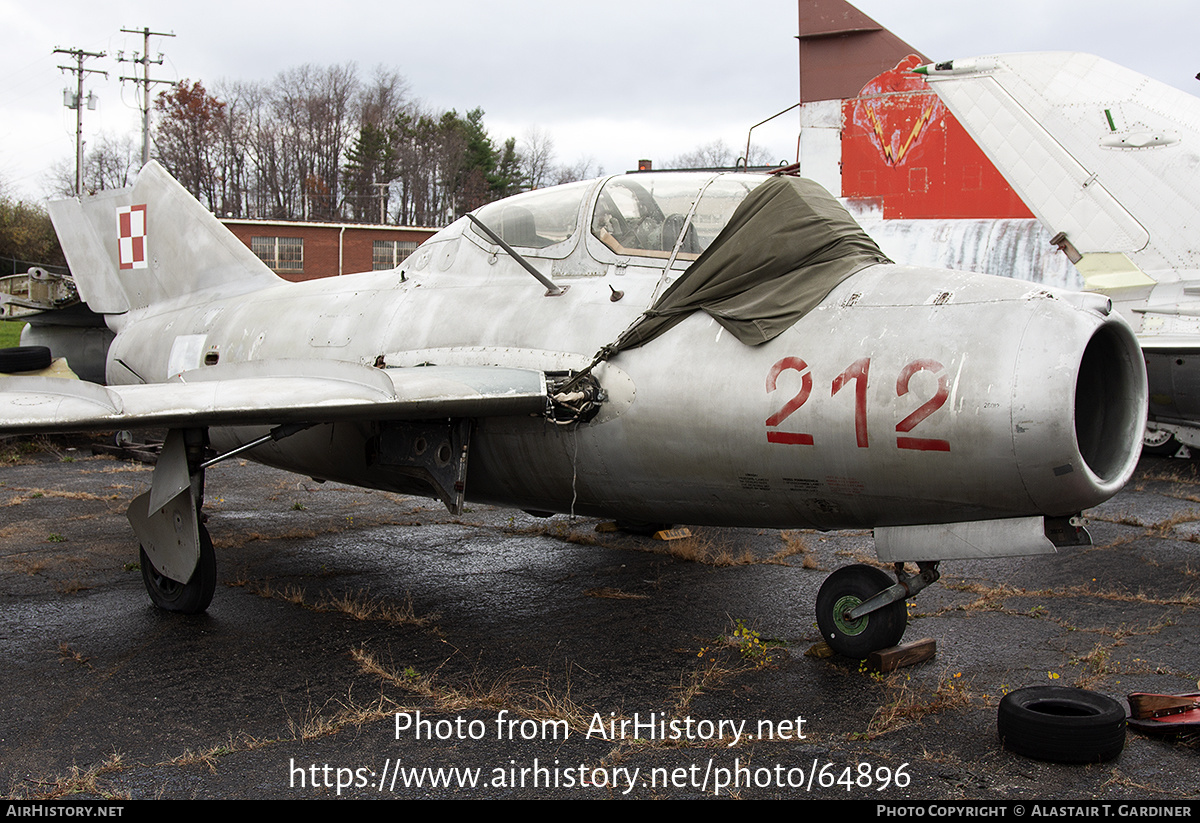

[91,190,1147,532]
[24,163,1149,647]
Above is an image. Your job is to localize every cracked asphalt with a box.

[0,435,1197,800]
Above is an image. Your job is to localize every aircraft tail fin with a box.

[922,52,1200,283]
[48,161,282,316]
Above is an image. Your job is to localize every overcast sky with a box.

[2,0,1198,201]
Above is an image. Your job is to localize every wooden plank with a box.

[868,637,936,672]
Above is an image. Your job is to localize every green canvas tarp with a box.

[610,175,891,352]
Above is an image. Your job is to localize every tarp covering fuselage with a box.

[612,175,891,351]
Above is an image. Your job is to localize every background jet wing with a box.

[0,360,547,434]
[922,52,1200,283]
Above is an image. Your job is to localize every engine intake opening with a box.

[1075,323,1145,485]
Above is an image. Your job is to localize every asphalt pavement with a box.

[0,435,1197,800]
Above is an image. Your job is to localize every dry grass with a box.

[7,553,49,575]
[584,587,649,600]
[351,646,596,734]
[624,531,758,567]
[771,530,819,568]
[168,733,270,772]
[321,589,438,627]
[283,689,402,742]
[942,579,1199,612]
[57,641,92,669]
[1150,509,1200,536]
[0,487,123,509]
[7,750,129,800]
[54,579,88,595]
[504,520,601,547]
[1069,641,1122,689]
[236,580,438,628]
[862,670,973,738]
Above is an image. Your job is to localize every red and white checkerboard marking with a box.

[117,204,148,270]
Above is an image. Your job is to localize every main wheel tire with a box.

[0,345,52,373]
[815,564,907,659]
[140,524,216,614]
[1142,429,1181,457]
[998,686,1126,763]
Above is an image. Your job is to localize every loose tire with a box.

[0,345,52,373]
[815,564,907,659]
[998,686,1126,763]
[140,524,216,614]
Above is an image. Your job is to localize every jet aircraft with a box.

[0,162,1147,658]
[919,52,1200,457]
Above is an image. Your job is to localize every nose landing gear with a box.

[815,562,940,659]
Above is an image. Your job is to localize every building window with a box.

[373,239,418,270]
[251,236,304,272]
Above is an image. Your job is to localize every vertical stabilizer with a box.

[922,52,1200,283]
[48,161,282,315]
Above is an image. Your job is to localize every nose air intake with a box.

[1074,322,1146,489]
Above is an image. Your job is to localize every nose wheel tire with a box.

[139,524,216,614]
[816,564,907,659]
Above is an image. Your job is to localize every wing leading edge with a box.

[0,360,548,434]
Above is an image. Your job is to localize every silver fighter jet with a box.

[0,162,1147,658]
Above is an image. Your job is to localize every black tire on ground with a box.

[1142,429,1181,457]
[815,564,907,659]
[0,346,52,372]
[139,523,216,614]
[998,686,1126,763]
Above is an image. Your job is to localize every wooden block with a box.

[868,637,936,672]
[805,641,835,658]
[652,527,692,541]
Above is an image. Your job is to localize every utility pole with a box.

[372,181,390,224]
[54,47,107,197]
[118,27,175,166]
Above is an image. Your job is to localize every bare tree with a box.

[270,63,360,220]
[358,66,410,128]
[520,126,556,190]
[48,132,141,197]
[664,138,774,170]
[131,61,530,226]
[209,79,258,217]
[551,156,602,185]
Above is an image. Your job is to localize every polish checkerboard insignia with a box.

[117,204,148,270]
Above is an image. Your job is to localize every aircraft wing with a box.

[920,52,1200,284]
[0,360,547,434]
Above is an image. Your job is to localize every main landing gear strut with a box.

[128,428,215,613]
[815,562,940,659]
[128,424,313,614]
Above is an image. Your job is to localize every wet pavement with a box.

[0,435,1197,800]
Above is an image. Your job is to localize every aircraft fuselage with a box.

[103,236,1142,532]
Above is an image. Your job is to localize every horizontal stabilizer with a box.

[0,360,547,434]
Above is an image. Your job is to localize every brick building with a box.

[221,219,437,282]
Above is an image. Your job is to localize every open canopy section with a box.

[611,175,891,350]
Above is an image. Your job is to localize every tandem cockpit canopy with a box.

[467,172,891,349]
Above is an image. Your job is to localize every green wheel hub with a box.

[831,594,868,636]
